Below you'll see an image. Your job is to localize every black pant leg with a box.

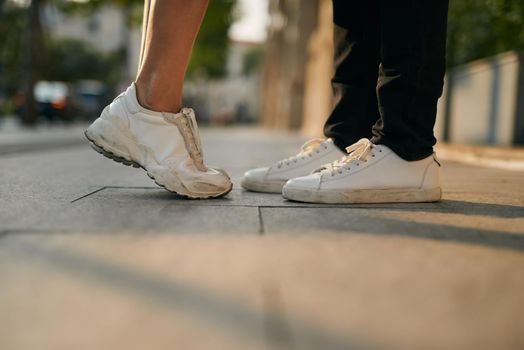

[371,0,449,161]
[324,0,381,151]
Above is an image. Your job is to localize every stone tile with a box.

[1,233,524,350]
[260,207,524,251]
[5,201,259,234]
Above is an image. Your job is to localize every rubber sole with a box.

[85,131,232,199]
[282,186,442,204]
[240,178,286,193]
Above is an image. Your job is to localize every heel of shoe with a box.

[419,157,442,201]
[85,115,135,163]
[421,157,441,190]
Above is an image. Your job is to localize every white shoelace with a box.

[163,108,207,172]
[322,138,378,176]
[277,138,326,168]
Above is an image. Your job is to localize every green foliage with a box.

[53,0,143,26]
[242,47,264,76]
[448,0,524,67]
[41,38,124,85]
[0,0,236,102]
[0,3,26,95]
[187,0,236,78]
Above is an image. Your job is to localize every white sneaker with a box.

[282,138,441,204]
[85,83,232,199]
[241,138,345,193]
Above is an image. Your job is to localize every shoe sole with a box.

[240,178,286,193]
[85,131,232,199]
[282,187,441,204]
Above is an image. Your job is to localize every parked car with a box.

[32,80,109,122]
[71,80,109,121]
[34,81,71,122]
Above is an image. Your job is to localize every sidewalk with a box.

[1,127,523,350]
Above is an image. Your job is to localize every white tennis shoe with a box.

[282,138,441,204]
[85,83,232,198]
[241,138,345,193]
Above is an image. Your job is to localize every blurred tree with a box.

[242,47,264,76]
[448,0,524,67]
[0,0,46,124]
[0,2,25,97]
[187,0,236,78]
[0,0,235,123]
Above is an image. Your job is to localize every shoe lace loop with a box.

[277,138,325,168]
[322,138,373,176]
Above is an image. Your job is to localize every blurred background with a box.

[1,4,524,349]
[0,0,524,145]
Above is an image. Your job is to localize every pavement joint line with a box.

[257,207,265,235]
[71,186,107,203]
[91,186,524,201]
[0,229,72,236]
[0,140,87,157]
[78,187,448,209]
[103,186,159,189]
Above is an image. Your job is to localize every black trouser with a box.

[324,0,449,161]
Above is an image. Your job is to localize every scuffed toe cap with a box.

[151,166,232,198]
[193,168,232,191]
[242,167,270,182]
[283,173,321,191]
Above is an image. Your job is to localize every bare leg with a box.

[135,0,208,113]
[137,0,151,72]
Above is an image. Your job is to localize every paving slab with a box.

[1,127,524,350]
[1,233,523,350]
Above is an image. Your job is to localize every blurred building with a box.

[184,40,263,125]
[436,52,524,145]
[42,3,261,124]
[43,4,140,81]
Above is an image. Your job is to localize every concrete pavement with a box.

[1,126,523,350]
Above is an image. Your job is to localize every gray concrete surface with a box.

[1,127,523,350]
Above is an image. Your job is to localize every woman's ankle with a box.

[134,79,182,113]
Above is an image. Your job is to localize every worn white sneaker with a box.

[85,83,232,199]
[241,138,345,193]
[282,138,441,204]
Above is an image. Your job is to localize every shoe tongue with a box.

[182,108,203,156]
[162,108,207,172]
